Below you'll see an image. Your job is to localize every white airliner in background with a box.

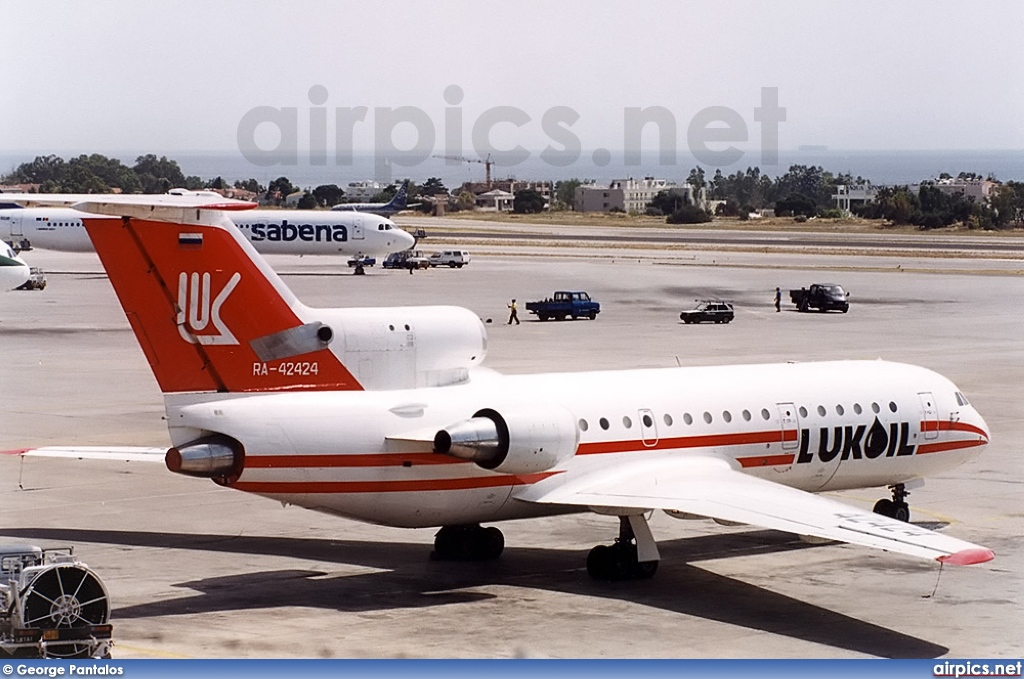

[0,240,31,290]
[12,195,993,584]
[0,192,414,257]
[331,179,413,217]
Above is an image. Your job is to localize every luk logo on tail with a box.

[177,271,241,346]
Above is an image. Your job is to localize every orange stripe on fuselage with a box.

[245,452,462,468]
[577,429,792,456]
[917,439,988,455]
[928,420,989,439]
[737,454,797,468]
[230,471,559,494]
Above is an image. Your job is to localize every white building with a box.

[832,184,878,213]
[574,177,697,214]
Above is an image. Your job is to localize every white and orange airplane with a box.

[14,195,992,581]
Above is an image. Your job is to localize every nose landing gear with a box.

[873,483,911,522]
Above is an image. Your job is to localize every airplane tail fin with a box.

[78,198,362,394]
[386,180,409,210]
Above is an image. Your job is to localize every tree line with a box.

[3,154,1021,228]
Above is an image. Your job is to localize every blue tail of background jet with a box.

[331,180,410,217]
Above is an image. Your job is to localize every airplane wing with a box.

[5,446,167,463]
[514,455,993,565]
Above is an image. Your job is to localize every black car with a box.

[679,300,734,324]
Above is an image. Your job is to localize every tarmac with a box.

[0,223,1021,658]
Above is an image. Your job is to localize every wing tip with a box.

[0,448,31,456]
[937,547,995,566]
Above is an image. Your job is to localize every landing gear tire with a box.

[431,524,504,561]
[873,483,911,522]
[586,516,660,582]
[586,543,658,581]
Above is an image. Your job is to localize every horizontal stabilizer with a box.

[4,446,167,462]
[0,193,256,212]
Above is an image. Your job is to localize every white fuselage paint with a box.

[0,207,414,256]
[0,241,30,290]
[164,359,989,528]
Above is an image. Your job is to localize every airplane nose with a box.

[397,229,416,249]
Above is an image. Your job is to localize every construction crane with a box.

[433,153,493,189]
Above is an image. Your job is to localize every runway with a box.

[1,228,1021,658]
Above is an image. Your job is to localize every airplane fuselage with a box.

[0,241,30,290]
[0,207,414,256]
[166,360,989,528]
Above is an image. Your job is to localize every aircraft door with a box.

[918,391,939,440]
[351,215,365,240]
[3,212,23,238]
[777,402,798,450]
[638,409,658,447]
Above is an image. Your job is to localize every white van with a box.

[428,250,471,268]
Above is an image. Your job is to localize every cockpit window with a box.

[955,391,970,406]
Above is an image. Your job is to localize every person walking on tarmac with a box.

[774,287,781,312]
[507,298,520,325]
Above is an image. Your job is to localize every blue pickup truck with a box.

[526,291,600,321]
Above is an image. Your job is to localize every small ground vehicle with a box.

[526,291,600,321]
[790,284,850,313]
[1,544,112,658]
[15,267,46,290]
[383,250,431,270]
[680,300,734,324]
[347,255,376,268]
[429,250,471,268]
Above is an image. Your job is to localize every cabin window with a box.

[871,402,881,414]
[889,401,898,413]
[663,414,674,426]
[836,404,845,416]
[703,412,713,424]
[599,418,610,430]
[642,414,653,427]
[853,403,863,415]
[817,405,826,417]
[578,419,589,432]
[742,409,752,421]
[722,410,732,423]
[622,416,633,429]
[761,408,770,421]
[798,406,808,418]
[683,413,693,425]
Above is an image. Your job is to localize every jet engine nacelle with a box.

[165,434,244,481]
[434,405,579,475]
[327,306,487,390]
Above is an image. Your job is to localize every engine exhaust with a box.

[165,435,244,479]
[434,416,505,466]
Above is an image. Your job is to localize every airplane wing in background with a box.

[0,193,256,212]
[514,455,993,565]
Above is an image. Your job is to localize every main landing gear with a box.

[431,524,505,561]
[586,515,661,581]
[873,483,911,522]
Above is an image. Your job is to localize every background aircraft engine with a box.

[434,405,579,475]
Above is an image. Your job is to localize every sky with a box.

[3,0,1023,160]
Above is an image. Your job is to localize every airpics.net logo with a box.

[236,85,786,183]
